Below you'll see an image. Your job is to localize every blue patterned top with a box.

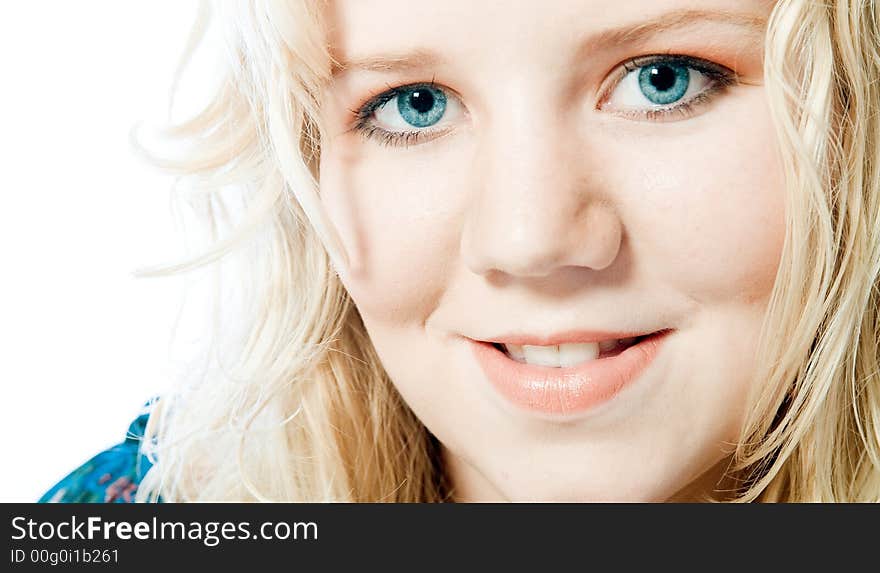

[39,401,160,503]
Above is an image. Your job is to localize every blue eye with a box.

[352,82,465,147]
[638,62,689,105]
[601,55,737,121]
[396,86,447,128]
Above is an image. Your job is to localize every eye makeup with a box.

[597,54,739,122]
[347,80,460,148]
[346,53,740,148]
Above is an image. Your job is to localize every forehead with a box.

[325,0,773,71]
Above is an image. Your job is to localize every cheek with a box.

[319,144,467,325]
[618,93,786,305]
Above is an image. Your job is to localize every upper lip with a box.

[477,329,664,346]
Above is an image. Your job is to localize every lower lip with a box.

[470,330,672,417]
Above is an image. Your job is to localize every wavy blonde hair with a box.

[134,0,880,502]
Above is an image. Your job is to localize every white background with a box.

[0,3,210,501]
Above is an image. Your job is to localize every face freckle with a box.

[319,0,783,502]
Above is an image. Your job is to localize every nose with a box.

[460,108,623,279]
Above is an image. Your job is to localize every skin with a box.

[318,0,785,501]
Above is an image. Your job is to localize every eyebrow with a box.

[331,8,768,76]
[332,48,442,75]
[579,8,767,53]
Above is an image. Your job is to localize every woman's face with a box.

[319,0,784,501]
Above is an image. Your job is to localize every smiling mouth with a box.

[489,333,657,369]
[470,329,673,416]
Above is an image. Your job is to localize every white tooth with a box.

[598,339,619,352]
[505,343,526,362]
[522,344,561,367]
[558,342,600,367]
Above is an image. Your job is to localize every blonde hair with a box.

[731,0,880,501]
[134,0,880,502]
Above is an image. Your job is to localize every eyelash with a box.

[348,80,448,148]
[349,54,738,148]
[602,54,738,121]
[353,122,440,148]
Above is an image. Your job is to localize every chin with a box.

[478,454,726,503]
